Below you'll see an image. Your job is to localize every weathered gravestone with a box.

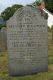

[0,27,7,52]
[7,6,48,76]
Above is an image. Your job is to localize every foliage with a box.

[51,25,53,31]
[51,25,53,40]
[48,26,51,32]
[0,24,6,30]
[40,10,48,19]
[36,0,41,6]
[28,0,53,13]
[44,0,53,13]
[35,0,53,13]
[1,4,23,21]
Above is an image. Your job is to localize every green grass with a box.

[0,32,53,80]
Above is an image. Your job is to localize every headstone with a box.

[0,27,7,52]
[7,6,48,76]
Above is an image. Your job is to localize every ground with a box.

[0,32,53,80]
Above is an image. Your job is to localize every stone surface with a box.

[7,6,48,76]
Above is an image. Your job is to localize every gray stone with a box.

[7,6,48,76]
